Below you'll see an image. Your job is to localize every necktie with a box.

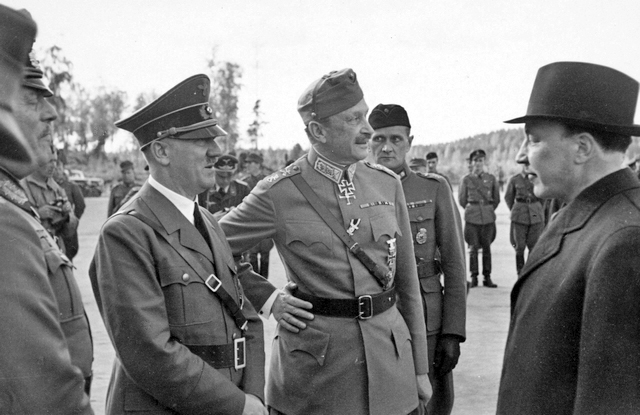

[193,203,211,250]
[218,187,226,197]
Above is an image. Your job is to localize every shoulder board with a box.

[416,172,445,182]
[234,178,249,187]
[261,164,302,188]
[363,161,398,178]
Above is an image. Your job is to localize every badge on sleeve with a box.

[416,228,427,244]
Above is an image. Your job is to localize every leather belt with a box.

[467,200,491,205]
[189,338,246,370]
[292,286,396,320]
[515,197,536,203]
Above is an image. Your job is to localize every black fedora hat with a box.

[505,62,640,136]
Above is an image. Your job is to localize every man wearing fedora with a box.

[497,62,640,414]
[198,153,250,219]
[220,68,431,415]
[0,6,92,413]
[90,74,267,414]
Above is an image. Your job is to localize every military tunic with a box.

[198,179,250,215]
[107,181,138,217]
[504,173,544,273]
[220,148,428,415]
[239,172,274,278]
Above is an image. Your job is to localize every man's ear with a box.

[307,121,328,144]
[408,135,414,147]
[573,132,596,164]
[149,141,171,167]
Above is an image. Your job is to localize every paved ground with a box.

[75,195,516,415]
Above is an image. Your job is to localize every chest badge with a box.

[416,228,427,244]
[338,179,356,205]
[346,218,361,236]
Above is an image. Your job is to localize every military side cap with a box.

[116,74,227,149]
[245,151,263,164]
[297,68,363,125]
[409,158,427,168]
[213,154,238,171]
[0,5,38,170]
[119,160,134,171]
[505,61,640,136]
[368,103,411,130]
[469,149,486,161]
[425,152,438,160]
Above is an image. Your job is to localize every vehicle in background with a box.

[68,169,104,197]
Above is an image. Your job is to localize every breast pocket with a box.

[408,204,434,224]
[158,265,215,327]
[370,211,401,241]
[285,220,333,253]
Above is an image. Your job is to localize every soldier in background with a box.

[0,7,92,411]
[504,165,543,275]
[53,158,85,261]
[409,157,427,173]
[242,151,267,189]
[369,103,466,415]
[198,154,250,220]
[107,159,138,216]
[458,149,500,288]
[426,152,451,187]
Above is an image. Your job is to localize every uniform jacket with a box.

[90,183,265,415]
[0,171,91,414]
[220,148,428,415]
[458,172,500,224]
[107,181,137,217]
[399,164,466,339]
[497,168,640,414]
[240,173,266,191]
[504,173,543,225]
[198,179,250,214]
[22,175,78,238]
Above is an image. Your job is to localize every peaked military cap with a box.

[409,158,427,168]
[368,103,411,130]
[0,5,38,169]
[213,154,238,171]
[116,74,227,149]
[469,149,486,161]
[119,160,134,171]
[17,9,52,97]
[245,151,263,164]
[425,152,438,160]
[297,68,364,125]
[505,61,640,136]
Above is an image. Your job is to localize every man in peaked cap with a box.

[0,6,92,413]
[369,103,466,415]
[458,148,500,288]
[198,153,250,219]
[497,62,640,414]
[107,159,140,216]
[89,74,267,415]
[220,69,431,415]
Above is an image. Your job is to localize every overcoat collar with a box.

[513,168,640,301]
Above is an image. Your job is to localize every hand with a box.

[433,335,461,376]
[242,394,267,415]
[416,373,432,404]
[37,205,61,220]
[272,282,314,333]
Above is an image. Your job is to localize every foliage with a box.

[89,89,128,157]
[246,99,266,150]
[207,48,242,152]
[40,46,75,146]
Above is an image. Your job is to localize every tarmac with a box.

[75,194,516,415]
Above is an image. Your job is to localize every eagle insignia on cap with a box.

[197,82,209,97]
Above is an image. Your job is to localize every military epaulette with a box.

[416,172,446,183]
[262,163,302,188]
[363,161,398,179]
[235,178,249,187]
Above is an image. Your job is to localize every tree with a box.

[206,48,242,152]
[246,99,267,150]
[89,88,127,158]
[40,46,76,147]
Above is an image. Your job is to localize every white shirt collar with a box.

[148,175,196,225]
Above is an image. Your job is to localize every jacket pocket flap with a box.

[158,266,202,287]
[408,205,434,222]
[370,212,401,241]
[285,220,332,249]
[281,326,330,366]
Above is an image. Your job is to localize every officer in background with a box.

[198,153,250,220]
[0,6,92,412]
[107,159,138,216]
[221,68,431,415]
[90,74,266,414]
[242,151,266,190]
[53,157,86,261]
[409,157,427,173]
[369,103,466,415]
[458,149,500,288]
[426,152,451,187]
[504,165,543,275]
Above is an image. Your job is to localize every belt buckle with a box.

[234,337,246,370]
[358,295,373,320]
[205,274,222,292]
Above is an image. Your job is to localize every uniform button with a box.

[182,273,190,282]
[417,216,424,221]
[232,332,237,339]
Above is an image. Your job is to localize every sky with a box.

[5,0,640,152]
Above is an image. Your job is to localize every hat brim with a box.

[0,108,36,177]
[505,115,640,136]
[177,124,227,140]
[23,80,53,97]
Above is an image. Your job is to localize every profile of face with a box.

[316,99,373,165]
[426,158,438,173]
[53,161,66,182]
[38,150,57,179]
[370,125,412,171]
[121,168,135,185]
[246,161,260,175]
[471,156,485,175]
[13,86,57,168]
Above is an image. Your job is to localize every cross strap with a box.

[289,174,392,290]
[123,209,248,331]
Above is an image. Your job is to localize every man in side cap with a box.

[458,149,500,288]
[90,74,267,415]
[497,62,640,414]
[198,153,250,219]
[107,159,139,216]
[220,69,431,415]
[0,6,92,413]
[425,152,451,187]
[369,103,466,415]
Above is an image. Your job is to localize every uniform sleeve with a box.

[106,187,117,217]
[72,183,86,219]
[220,184,278,310]
[434,181,467,340]
[393,182,429,375]
[573,226,640,414]
[504,177,516,211]
[0,212,91,414]
[90,215,247,415]
[492,176,500,210]
[458,176,468,208]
